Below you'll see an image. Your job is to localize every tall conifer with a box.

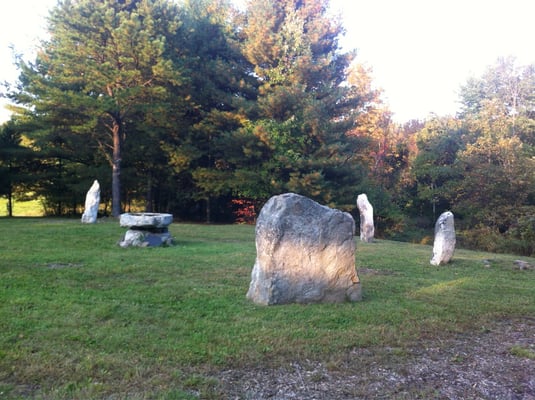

[8,0,185,216]
[240,0,365,207]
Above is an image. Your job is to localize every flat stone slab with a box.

[119,213,173,228]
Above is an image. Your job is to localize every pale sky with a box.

[1,0,534,123]
[330,0,535,121]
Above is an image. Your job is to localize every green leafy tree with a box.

[454,57,535,253]
[410,117,464,220]
[455,135,534,226]
[459,56,535,140]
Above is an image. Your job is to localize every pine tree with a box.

[8,0,185,216]
[239,0,365,208]
[163,0,258,222]
[0,121,35,216]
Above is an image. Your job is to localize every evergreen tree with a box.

[239,0,365,209]
[7,0,185,216]
[164,0,258,222]
[0,121,35,216]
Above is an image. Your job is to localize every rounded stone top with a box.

[119,212,173,228]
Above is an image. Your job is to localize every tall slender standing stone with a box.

[430,211,456,265]
[356,193,374,242]
[81,180,100,224]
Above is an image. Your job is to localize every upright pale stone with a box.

[430,211,456,265]
[246,193,362,305]
[356,193,374,242]
[81,180,100,223]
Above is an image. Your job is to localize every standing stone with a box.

[356,193,374,243]
[81,180,100,224]
[246,193,362,305]
[430,211,456,265]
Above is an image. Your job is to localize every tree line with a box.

[1,0,534,255]
[408,57,535,255]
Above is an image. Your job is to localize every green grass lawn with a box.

[0,218,534,399]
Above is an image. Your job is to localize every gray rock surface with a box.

[247,193,361,305]
[430,211,456,265]
[356,193,374,242]
[118,229,173,248]
[513,260,534,270]
[81,180,100,223]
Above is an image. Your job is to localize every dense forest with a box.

[1,0,534,255]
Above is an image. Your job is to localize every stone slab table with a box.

[118,212,174,247]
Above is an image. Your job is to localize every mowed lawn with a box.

[0,218,534,399]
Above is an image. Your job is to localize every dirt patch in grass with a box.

[216,318,535,399]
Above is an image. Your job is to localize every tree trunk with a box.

[7,185,13,218]
[145,174,153,212]
[111,118,122,217]
[206,197,211,223]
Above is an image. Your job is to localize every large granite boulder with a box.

[246,193,362,305]
[430,211,456,265]
[81,180,100,223]
[356,193,374,242]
